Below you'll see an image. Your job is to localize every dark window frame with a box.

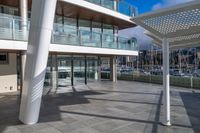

[0,53,9,64]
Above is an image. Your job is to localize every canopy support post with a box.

[162,38,171,126]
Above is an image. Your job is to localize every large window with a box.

[0,53,8,64]
[57,55,72,87]
[79,19,91,31]
[103,24,113,34]
[102,24,116,48]
[92,21,101,33]
[87,56,99,81]
[0,5,18,16]
[53,16,78,45]
[64,17,77,30]
[101,0,114,10]
[54,16,77,33]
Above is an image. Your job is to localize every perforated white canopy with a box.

[131,1,200,126]
[132,1,200,49]
[144,30,200,49]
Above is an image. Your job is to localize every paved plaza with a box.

[0,81,200,133]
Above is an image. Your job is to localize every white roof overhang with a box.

[131,1,200,49]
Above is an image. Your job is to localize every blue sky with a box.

[125,0,161,14]
[124,0,195,14]
[120,0,196,50]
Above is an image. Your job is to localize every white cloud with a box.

[165,0,195,6]
[152,3,163,10]
[119,26,153,50]
[120,0,197,50]
[152,0,196,10]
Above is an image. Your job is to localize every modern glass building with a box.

[0,0,138,93]
[0,0,138,124]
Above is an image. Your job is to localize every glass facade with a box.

[44,55,100,91]
[53,16,78,45]
[44,56,52,88]
[73,55,86,85]
[87,56,99,82]
[92,21,101,33]
[0,5,138,51]
[85,0,137,17]
[57,55,72,87]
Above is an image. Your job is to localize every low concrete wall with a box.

[0,53,17,93]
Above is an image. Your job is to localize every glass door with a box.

[73,56,85,85]
[87,59,99,82]
[57,55,71,88]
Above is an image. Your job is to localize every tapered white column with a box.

[110,56,117,82]
[162,38,171,126]
[19,0,57,125]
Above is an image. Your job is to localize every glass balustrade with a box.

[0,17,13,40]
[52,23,79,45]
[85,0,137,17]
[102,34,117,49]
[85,0,101,5]
[0,16,29,41]
[0,15,138,51]
[118,0,136,17]
[79,30,101,47]
[101,0,114,10]
[118,37,130,50]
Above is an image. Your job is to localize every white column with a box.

[19,0,57,125]
[94,61,98,80]
[162,38,171,126]
[110,56,117,82]
[98,57,101,81]
[20,0,28,40]
[51,55,57,92]
[21,51,27,81]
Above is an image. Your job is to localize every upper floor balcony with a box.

[0,15,138,52]
[84,0,137,17]
[0,0,136,29]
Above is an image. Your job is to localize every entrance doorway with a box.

[44,55,100,93]
[57,55,72,88]
[73,56,85,85]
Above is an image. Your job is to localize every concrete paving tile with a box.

[17,123,49,133]
[34,127,62,133]
[0,126,21,133]
[0,81,199,133]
